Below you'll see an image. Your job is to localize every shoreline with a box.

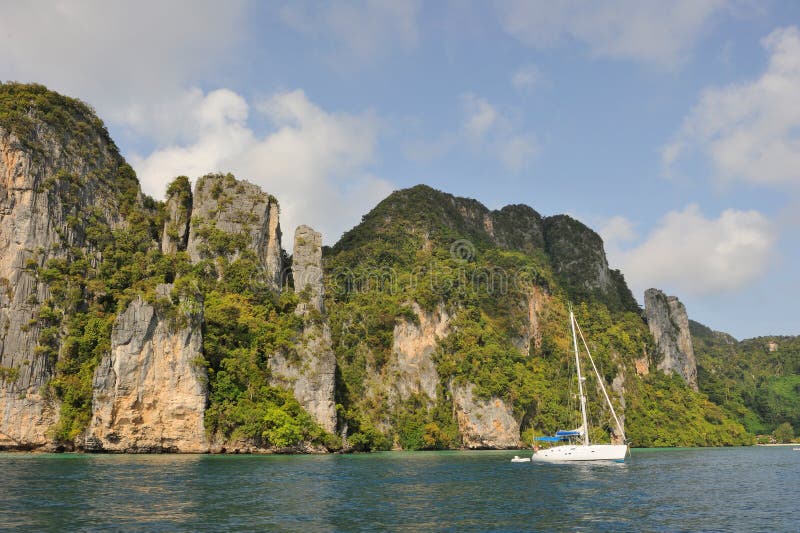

[1,443,791,455]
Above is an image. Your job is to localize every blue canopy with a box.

[555,430,582,437]
[534,436,564,442]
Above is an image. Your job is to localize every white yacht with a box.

[516,308,629,463]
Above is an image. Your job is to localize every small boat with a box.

[510,455,531,463]
[527,308,629,463]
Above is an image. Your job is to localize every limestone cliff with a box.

[292,225,324,315]
[86,285,208,452]
[268,226,336,433]
[644,288,698,390]
[543,215,638,312]
[451,384,520,449]
[389,303,450,402]
[0,84,135,448]
[186,173,282,288]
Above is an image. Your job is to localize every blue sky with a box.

[2,1,799,338]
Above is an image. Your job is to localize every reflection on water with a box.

[1,447,798,532]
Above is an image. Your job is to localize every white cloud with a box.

[462,94,499,140]
[664,26,800,187]
[498,135,539,172]
[279,0,421,66]
[132,89,393,249]
[511,64,543,91]
[0,1,249,127]
[495,0,727,67]
[460,93,539,171]
[599,216,637,244]
[603,205,775,297]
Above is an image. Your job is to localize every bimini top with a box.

[533,436,564,442]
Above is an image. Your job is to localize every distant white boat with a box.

[513,308,629,463]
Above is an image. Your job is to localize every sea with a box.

[1,446,797,532]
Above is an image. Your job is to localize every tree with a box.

[773,422,794,443]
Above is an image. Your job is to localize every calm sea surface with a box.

[1,447,797,532]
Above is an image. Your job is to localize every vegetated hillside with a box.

[0,83,332,452]
[324,184,752,449]
[691,320,800,436]
[0,84,757,452]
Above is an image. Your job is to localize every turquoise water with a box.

[1,447,797,531]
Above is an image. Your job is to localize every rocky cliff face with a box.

[543,215,638,312]
[390,303,450,402]
[268,226,336,433]
[452,384,520,449]
[187,173,282,288]
[86,285,208,452]
[0,85,134,448]
[384,302,526,449]
[645,288,698,390]
[292,225,324,315]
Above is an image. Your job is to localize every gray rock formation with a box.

[186,173,282,288]
[542,215,638,312]
[644,288,698,390]
[161,176,192,254]
[292,225,324,314]
[268,225,336,433]
[451,383,520,449]
[86,285,208,452]
[543,215,612,291]
[268,323,337,434]
[0,111,129,448]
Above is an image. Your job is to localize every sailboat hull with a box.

[532,444,628,462]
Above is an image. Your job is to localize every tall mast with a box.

[570,308,590,446]
[575,320,627,443]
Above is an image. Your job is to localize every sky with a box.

[2,1,799,339]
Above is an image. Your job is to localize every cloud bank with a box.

[602,205,775,297]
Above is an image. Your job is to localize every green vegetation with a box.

[626,373,752,447]
[0,82,117,160]
[691,320,800,435]
[772,422,794,443]
[174,177,334,450]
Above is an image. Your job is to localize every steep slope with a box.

[0,83,149,448]
[645,289,698,390]
[86,285,208,452]
[332,185,637,314]
[0,84,337,453]
[326,184,749,449]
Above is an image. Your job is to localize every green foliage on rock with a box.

[325,185,752,449]
[0,82,116,158]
